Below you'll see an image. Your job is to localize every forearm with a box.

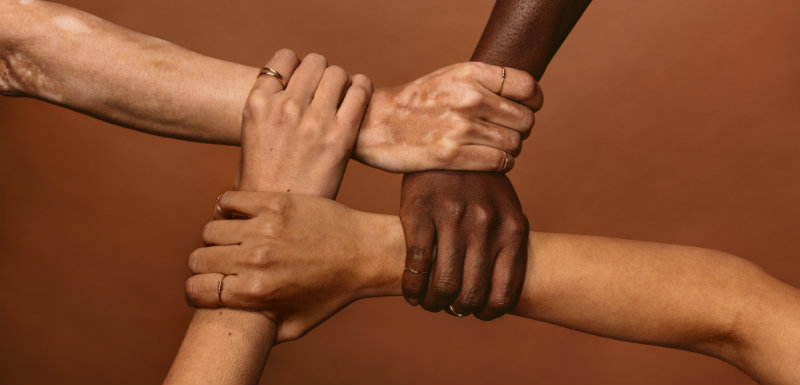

[1,0,256,143]
[362,217,799,384]
[472,0,592,78]
[164,310,274,385]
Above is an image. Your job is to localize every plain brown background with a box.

[2,0,799,384]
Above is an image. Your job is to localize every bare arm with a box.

[0,0,535,173]
[166,50,373,384]
[399,0,591,319]
[189,192,800,385]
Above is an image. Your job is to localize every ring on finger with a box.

[498,66,506,95]
[215,194,225,217]
[404,267,429,275]
[259,66,287,89]
[446,304,466,318]
[217,273,228,306]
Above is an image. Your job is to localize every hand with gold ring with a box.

[236,49,373,198]
[355,62,542,173]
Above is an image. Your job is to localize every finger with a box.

[336,74,373,128]
[285,52,328,104]
[215,190,282,218]
[422,223,465,312]
[463,121,523,156]
[478,91,536,136]
[450,226,494,316]
[185,273,252,309]
[473,63,543,111]
[311,65,351,112]
[253,48,301,94]
[475,231,529,321]
[441,145,515,172]
[188,245,241,274]
[400,212,436,306]
[201,219,253,246]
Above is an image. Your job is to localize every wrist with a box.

[351,212,404,299]
[352,86,393,169]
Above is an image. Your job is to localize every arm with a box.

[188,192,800,385]
[0,0,533,172]
[165,51,373,384]
[400,0,590,319]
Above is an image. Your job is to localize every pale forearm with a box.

[1,0,255,144]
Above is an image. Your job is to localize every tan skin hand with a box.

[356,62,542,172]
[186,191,800,385]
[188,192,393,342]
[186,50,373,342]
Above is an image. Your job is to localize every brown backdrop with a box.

[1,0,799,384]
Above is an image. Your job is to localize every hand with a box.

[185,191,400,342]
[238,49,373,196]
[355,62,543,173]
[400,171,528,320]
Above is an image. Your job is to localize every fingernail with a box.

[406,298,419,306]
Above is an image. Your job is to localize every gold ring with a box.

[217,274,228,306]
[259,66,287,88]
[499,67,506,95]
[215,194,225,218]
[404,267,429,275]
[446,305,465,318]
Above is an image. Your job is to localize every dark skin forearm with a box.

[472,0,592,78]
[400,0,592,317]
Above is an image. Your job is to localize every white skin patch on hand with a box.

[19,0,33,4]
[52,14,89,34]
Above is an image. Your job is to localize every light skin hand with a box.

[187,191,396,342]
[356,62,542,172]
[166,50,372,385]
[186,191,800,385]
[1,1,536,173]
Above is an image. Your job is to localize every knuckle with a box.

[187,249,203,272]
[457,90,485,110]
[432,278,460,299]
[275,48,299,61]
[486,294,515,314]
[467,204,494,226]
[351,73,372,89]
[324,65,348,81]
[458,291,486,312]
[506,132,522,157]
[184,278,201,304]
[245,280,270,302]
[242,93,270,120]
[406,246,431,262]
[442,200,468,220]
[503,213,530,235]
[304,52,328,66]
[201,222,217,243]
[276,98,302,123]
[250,247,272,267]
[402,278,427,298]
[518,72,537,100]
[266,192,293,215]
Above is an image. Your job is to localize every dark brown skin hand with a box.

[401,171,529,319]
[399,0,592,319]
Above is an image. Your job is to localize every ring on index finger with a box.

[259,66,287,89]
[404,267,429,275]
[498,67,506,95]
